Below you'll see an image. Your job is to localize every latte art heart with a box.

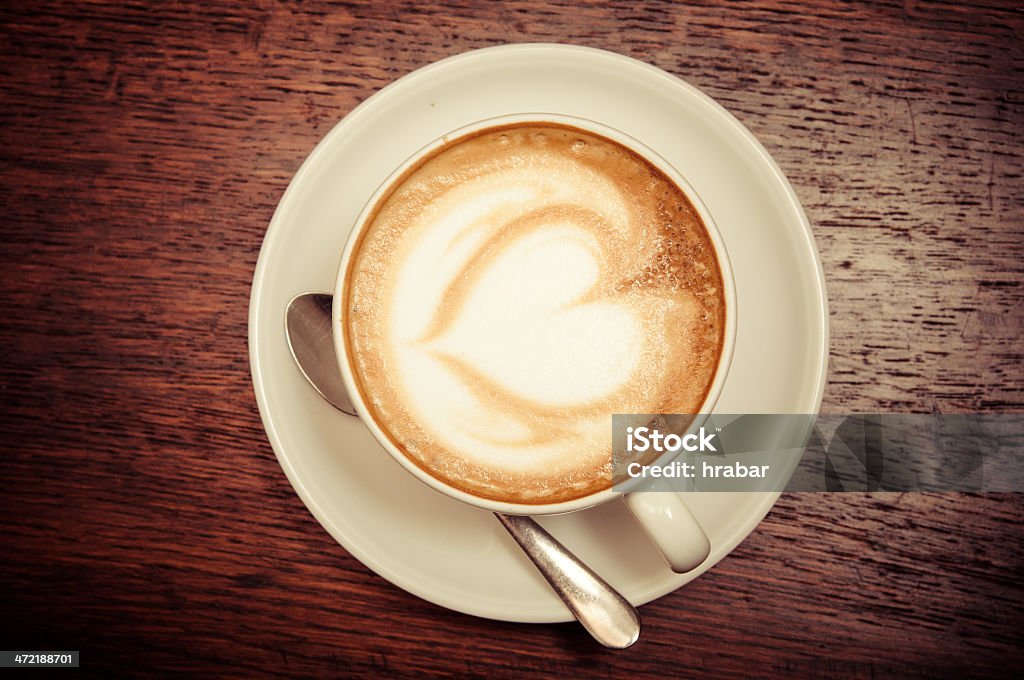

[345,123,725,504]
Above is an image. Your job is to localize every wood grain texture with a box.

[1,0,1021,677]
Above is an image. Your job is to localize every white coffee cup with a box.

[332,113,737,573]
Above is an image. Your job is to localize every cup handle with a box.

[624,490,711,573]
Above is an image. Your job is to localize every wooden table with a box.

[1,1,1021,676]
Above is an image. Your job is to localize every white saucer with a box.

[249,44,828,623]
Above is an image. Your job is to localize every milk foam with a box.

[346,124,725,504]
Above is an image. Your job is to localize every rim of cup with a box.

[332,112,737,516]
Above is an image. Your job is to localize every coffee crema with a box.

[344,122,725,505]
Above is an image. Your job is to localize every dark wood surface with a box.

[1,1,1022,677]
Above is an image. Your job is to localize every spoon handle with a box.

[495,513,640,649]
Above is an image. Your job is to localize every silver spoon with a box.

[286,292,641,648]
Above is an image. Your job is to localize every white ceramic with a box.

[330,112,735,572]
[249,43,829,622]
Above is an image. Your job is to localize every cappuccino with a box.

[344,122,725,504]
